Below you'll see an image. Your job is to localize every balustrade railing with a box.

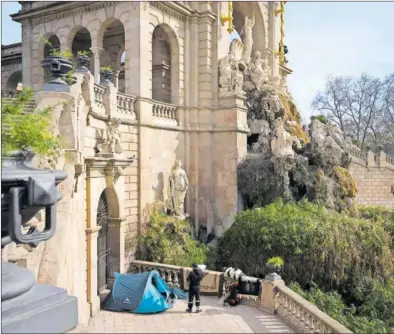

[276,285,352,334]
[93,83,106,109]
[129,260,181,289]
[152,100,178,125]
[117,92,136,119]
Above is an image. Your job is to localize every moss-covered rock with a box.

[331,166,357,197]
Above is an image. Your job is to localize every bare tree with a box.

[312,73,394,151]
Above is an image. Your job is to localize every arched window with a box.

[152,26,172,103]
[71,27,93,72]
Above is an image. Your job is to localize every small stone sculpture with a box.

[97,118,123,156]
[167,160,189,219]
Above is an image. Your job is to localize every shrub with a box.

[138,202,208,267]
[2,88,61,160]
[217,200,394,302]
[289,282,389,333]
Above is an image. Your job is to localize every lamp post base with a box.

[2,262,78,333]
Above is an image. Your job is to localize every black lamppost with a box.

[1,150,78,333]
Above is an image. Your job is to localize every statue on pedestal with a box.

[167,160,189,219]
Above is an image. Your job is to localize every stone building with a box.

[3,1,291,327]
[1,42,22,90]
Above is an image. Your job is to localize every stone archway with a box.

[6,70,22,90]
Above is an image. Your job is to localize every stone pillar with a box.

[125,4,151,97]
[21,21,31,87]
[269,2,280,77]
[113,70,120,89]
[260,279,285,313]
[90,47,104,84]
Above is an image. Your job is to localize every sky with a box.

[2,1,394,122]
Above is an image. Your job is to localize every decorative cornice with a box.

[149,1,187,22]
[13,2,121,26]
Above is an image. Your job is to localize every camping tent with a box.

[101,270,175,314]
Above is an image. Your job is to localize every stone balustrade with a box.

[276,284,352,334]
[129,260,182,288]
[116,92,137,120]
[130,260,352,334]
[93,83,106,110]
[152,100,178,125]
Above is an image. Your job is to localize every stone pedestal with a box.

[260,278,285,313]
[2,262,78,333]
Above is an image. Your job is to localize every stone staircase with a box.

[2,96,36,114]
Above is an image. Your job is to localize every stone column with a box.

[113,70,120,89]
[21,21,31,87]
[269,2,280,77]
[90,47,104,84]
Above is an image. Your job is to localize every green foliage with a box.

[100,66,112,72]
[2,88,61,159]
[138,202,208,267]
[289,282,392,333]
[267,256,284,267]
[64,70,76,86]
[77,50,89,56]
[356,206,394,248]
[311,114,329,124]
[217,200,394,303]
[40,35,73,60]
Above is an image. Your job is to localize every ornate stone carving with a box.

[167,160,189,219]
[96,118,123,157]
[218,39,246,95]
[240,14,255,64]
[248,50,271,91]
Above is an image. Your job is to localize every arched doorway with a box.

[97,191,109,293]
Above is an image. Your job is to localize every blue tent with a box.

[101,270,175,314]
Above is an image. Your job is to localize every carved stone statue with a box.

[240,14,255,63]
[249,51,270,91]
[96,118,123,156]
[218,39,245,95]
[167,160,189,219]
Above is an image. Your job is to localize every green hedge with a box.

[217,200,394,303]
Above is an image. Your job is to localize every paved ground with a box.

[81,296,294,333]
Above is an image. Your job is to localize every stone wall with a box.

[349,151,394,208]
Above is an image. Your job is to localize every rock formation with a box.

[237,58,359,212]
